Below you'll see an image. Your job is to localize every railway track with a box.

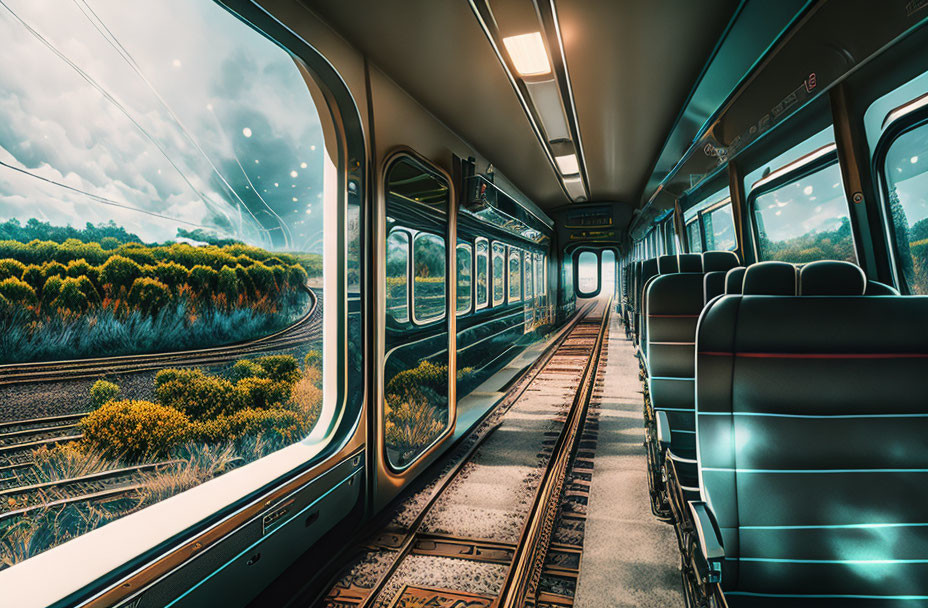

[317,297,611,608]
[0,287,321,387]
[0,413,88,476]
[0,460,181,523]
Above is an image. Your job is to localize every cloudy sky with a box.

[0,0,326,252]
[754,163,849,243]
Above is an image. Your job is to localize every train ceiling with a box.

[296,0,739,215]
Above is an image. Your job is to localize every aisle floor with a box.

[573,315,684,607]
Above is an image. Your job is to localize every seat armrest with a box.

[656,410,671,449]
[688,501,724,584]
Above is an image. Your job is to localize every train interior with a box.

[1,1,928,606]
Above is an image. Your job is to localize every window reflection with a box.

[508,247,522,302]
[492,241,505,306]
[456,242,472,315]
[386,229,409,323]
[475,238,489,309]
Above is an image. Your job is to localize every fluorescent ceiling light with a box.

[502,32,551,77]
[555,153,579,175]
[563,176,586,201]
[525,79,569,141]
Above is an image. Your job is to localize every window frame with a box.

[491,240,506,307]
[701,198,737,252]
[474,237,490,310]
[455,240,473,316]
[411,230,447,325]
[507,245,522,303]
[575,248,602,298]
[873,105,928,294]
[746,144,858,264]
[385,227,412,324]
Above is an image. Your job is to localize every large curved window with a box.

[0,0,340,568]
[883,121,928,293]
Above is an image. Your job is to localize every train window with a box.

[662,220,677,254]
[384,156,450,470]
[752,162,856,263]
[601,250,616,297]
[387,230,410,323]
[882,122,928,293]
[456,241,473,315]
[535,252,545,296]
[492,241,506,306]
[475,238,489,309]
[703,202,736,251]
[686,221,703,252]
[508,247,522,302]
[524,253,534,301]
[0,0,350,569]
[577,250,599,294]
[412,232,447,323]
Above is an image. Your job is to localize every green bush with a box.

[99,255,142,294]
[65,259,99,285]
[74,275,101,305]
[21,264,43,290]
[116,244,156,266]
[187,264,219,296]
[254,355,301,383]
[41,260,67,281]
[0,258,26,280]
[89,380,120,408]
[0,276,38,306]
[152,261,188,292]
[155,368,241,420]
[100,236,120,250]
[41,275,63,306]
[80,400,190,460]
[127,277,171,316]
[217,265,239,302]
[235,377,291,410]
[226,408,305,443]
[245,262,276,295]
[303,350,321,370]
[231,359,265,381]
[51,277,91,314]
[287,264,308,287]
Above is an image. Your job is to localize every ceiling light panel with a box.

[525,79,569,141]
[555,153,579,175]
[502,32,551,77]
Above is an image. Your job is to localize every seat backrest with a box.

[645,272,704,459]
[724,267,746,294]
[701,250,740,273]
[696,295,928,599]
[658,254,679,274]
[798,260,865,295]
[702,252,741,304]
[678,253,703,273]
[636,258,659,346]
[742,261,797,295]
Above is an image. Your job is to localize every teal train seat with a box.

[683,263,928,606]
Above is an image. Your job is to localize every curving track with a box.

[0,287,321,387]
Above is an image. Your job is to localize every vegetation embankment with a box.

[0,352,322,567]
[0,219,321,363]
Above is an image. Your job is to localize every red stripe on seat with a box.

[699,352,928,359]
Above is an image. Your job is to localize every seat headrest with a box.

[724,267,746,294]
[641,258,658,276]
[742,261,797,295]
[658,254,679,274]
[677,253,702,273]
[702,250,740,272]
[799,260,866,295]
